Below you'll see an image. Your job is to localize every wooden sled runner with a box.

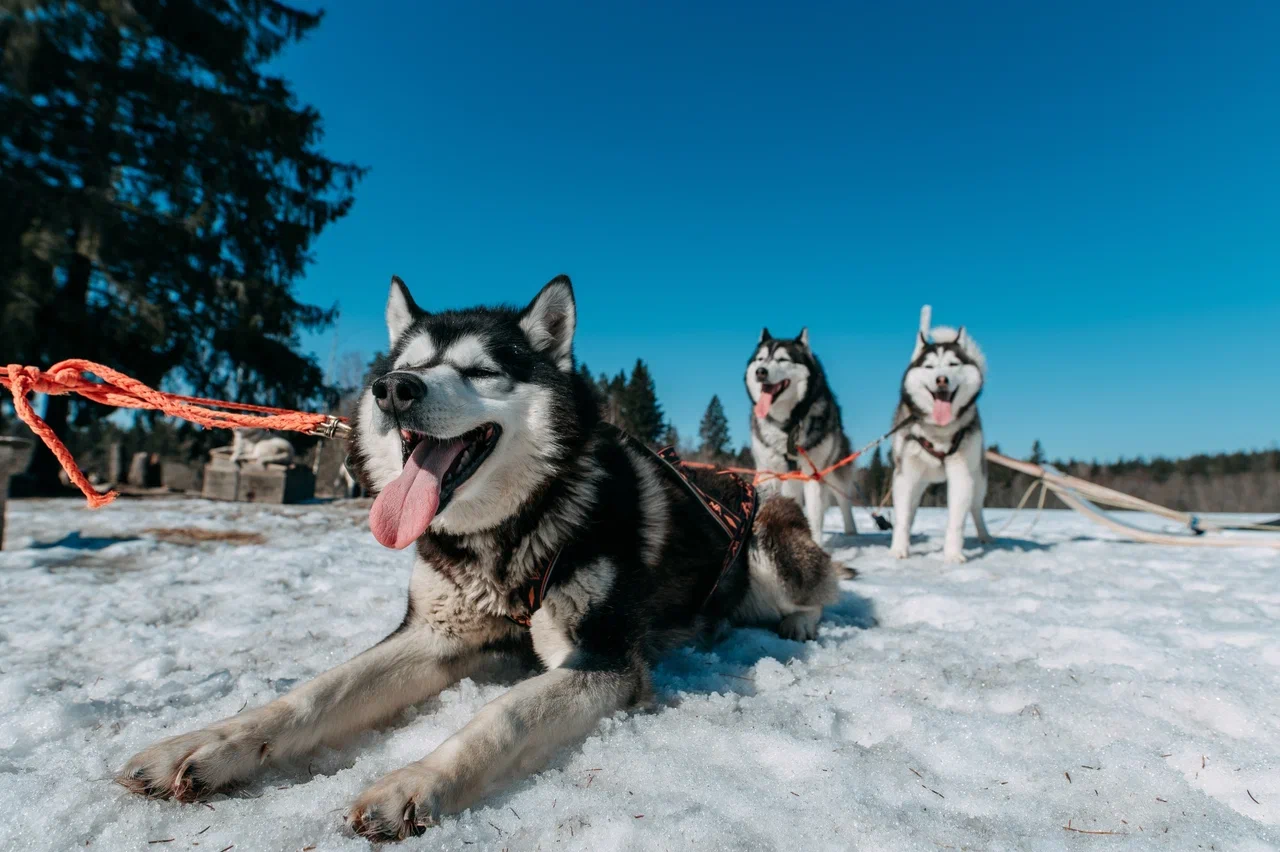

[986,451,1280,551]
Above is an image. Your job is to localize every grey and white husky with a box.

[118,275,842,842]
[745,328,858,543]
[227,428,295,466]
[889,306,992,563]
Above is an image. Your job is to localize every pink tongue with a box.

[369,438,465,549]
[932,398,954,427]
[754,391,775,419]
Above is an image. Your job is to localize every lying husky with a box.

[118,276,840,841]
[227,428,295,466]
[889,306,992,563]
[745,328,857,542]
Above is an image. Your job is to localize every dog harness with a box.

[507,434,757,628]
[908,422,974,461]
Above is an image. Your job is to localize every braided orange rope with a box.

[678,418,914,488]
[2,361,347,508]
[678,448,860,485]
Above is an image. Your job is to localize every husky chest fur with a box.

[745,328,858,542]
[889,306,993,563]
[118,275,840,843]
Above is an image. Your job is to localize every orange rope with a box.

[2,360,347,509]
[679,449,861,486]
[686,418,914,488]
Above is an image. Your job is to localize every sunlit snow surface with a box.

[1,497,1277,851]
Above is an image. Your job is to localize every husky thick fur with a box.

[745,328,857,542]
[118,275,841,842]
[889,306,992,563]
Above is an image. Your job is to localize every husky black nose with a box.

[935,374,950,387]
[372,373,426,414]
[755,366,769,381]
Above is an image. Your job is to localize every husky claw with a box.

[347,765,443,842]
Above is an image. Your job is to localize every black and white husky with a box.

[118,275,841,842]
[745,328,857,542]
[889,306,992,563]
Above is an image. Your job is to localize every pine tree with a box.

[1030,440,1046,465]
[1,1,365,491]
[661,422,680,450]
[698,395,731,460]
[623,360,664,444]
[603,371,628,428]
[866,445,887,502]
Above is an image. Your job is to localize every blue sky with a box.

[274,0,1279,462]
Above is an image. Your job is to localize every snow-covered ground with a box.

[1,497,1277,851]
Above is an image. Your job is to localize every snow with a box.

[1,497,1278,851]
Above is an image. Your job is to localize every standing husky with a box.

[118,275,841,842]
[889,306,992,563]
[745,328,857,542]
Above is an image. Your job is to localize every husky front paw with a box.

[889,542,910,559]
[347,764,446,842]
[778,610,821,641]
[942,548,967,564]
[117,721,268,802]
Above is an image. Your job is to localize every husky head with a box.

[745,328,818,422]
[901,324,985,428]
[349,275,588,546]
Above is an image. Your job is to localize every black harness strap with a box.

[908,422,974,462]
[653,445,757,609]
[507,546,562,629]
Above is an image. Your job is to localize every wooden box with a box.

[0,437,33,549]
[201,458,315,504]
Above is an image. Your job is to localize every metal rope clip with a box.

[309,416,351,440]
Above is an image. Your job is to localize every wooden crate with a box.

[161,460,204,493]
[0,437,33,549]
[201,459,315,504]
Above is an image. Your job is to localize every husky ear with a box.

[386,276,421,346]
[797,328,810,349]
[759,327,772,344]
[955,326,967,347]
[520,275,577,371]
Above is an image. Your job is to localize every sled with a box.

[986,451,1280,550]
